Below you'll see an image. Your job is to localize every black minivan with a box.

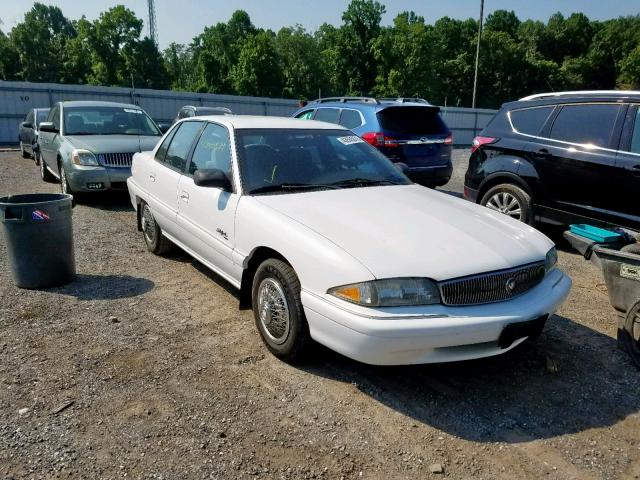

[464,91,640,231]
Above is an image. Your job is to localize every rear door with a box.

[146,120,204,237]
[40,105,61,168]
[177,122,240,279]
[376,106,451,166]
[527,102,624,222]
[313,108,340,125]
[614,104,640,230]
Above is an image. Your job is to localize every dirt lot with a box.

[1,149,639,480]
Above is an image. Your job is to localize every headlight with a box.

[71,149,98,166]
[328,278,441,307]
[545,247,557,272]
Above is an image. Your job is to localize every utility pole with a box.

[147,0,158,46]
[472,0,484,108]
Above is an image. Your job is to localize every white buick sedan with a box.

[127,116,571,365]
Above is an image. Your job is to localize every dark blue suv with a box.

[292,97,453,187]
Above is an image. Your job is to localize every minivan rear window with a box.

[510,106,554,136]
[377,107,448,135]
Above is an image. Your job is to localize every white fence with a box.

[0,81,497,146]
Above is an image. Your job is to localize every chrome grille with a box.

[100,152,134,167]
[439,262,546,306]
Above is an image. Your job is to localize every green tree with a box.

[163,43,194,90]
[231,31,283,97]
[485,10,520,38]
[10,2,75,81]
[0,29,20,80]
[275,26,325,99]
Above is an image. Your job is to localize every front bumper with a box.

[406,164,453,187]
[302,268,571,365]
[66,165,132,192]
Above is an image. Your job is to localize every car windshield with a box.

[63,106,161,136]
[236,128,411,194]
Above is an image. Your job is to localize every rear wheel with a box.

[34,148,41,166]
[624,302,640,370]
[480,183,533,225]
[141,202,173,255]
[20,143,29,158]
[252,259,310,362]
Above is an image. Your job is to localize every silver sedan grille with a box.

[99,152,134,167]
[439,262,546,306]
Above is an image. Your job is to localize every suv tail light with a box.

[362,132,400,148]
[471,136,497,154]
[444,133,453,145]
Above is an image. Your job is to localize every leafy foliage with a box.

[5,2,640,107]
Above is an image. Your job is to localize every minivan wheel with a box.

[140,202,173,255]
[481,183,533,225]
[252,259,310,362]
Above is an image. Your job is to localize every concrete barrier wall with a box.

[0,81,497,146]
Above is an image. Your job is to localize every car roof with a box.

[185,115,348,130]
[299,97,439,113]
[58,100,142,109]
[503,90,640,109]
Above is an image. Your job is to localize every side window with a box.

[314,108,340,124]
[155,125,179,163]
[296,110,314,120]
[549,104,621,148]
[189,123,232,176]
[339,109,362,129]
[164,121,203,171]
[510,106,554,136]
[26,111,34,124]
[49,106,60,130]
[630,109,640,154]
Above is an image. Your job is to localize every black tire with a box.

[59,163,74,195]
[140,202,173,255]
[480,183,534,225]
[251,258,310,362]
[623,302,640,370]
[20,143,29,158]
[34,148,41,166]
[40,155,56,182]
[621,243,640,255]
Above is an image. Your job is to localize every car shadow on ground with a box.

[48,274,154,300]
[74,191,134,212]
[299,313,640,443]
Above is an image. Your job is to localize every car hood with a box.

[255,184,553,281]
[66,135,161,153]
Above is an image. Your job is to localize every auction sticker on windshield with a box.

[124,108,143,114]
[337,136,364,145]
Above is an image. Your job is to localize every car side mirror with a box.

[193,169,232,191]
[39,122,58,134]
[21,121,33,129]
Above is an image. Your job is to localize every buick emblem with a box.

[505,277,517,293]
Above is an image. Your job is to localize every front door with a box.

[40,105,61,169]
[177,122,239,280]
[614,105,640,230]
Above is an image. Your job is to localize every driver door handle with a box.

[535,148,551,158]
[149,173,156,182]
[180,191,189,203]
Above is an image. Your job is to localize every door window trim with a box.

[155,120,205,174]
[507,102,628,154]
[338,108,365,129]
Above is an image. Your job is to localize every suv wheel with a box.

[480,183,533,225]
[252,258,310,362]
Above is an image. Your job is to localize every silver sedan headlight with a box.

[71,149,99,166]
[328,278,441,307]
[545,247,558,272]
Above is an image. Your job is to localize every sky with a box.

[1,0,638,49]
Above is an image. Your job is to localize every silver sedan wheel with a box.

[60,166,69,194]
[257,278,290,345]
[141,205,157,244]
[485,191,522,219]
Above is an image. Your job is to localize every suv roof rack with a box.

[311,97,380,105]
[520,90,640,101]
[379,97,431,104]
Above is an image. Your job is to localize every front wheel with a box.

[480,183,533,225]
[60,163,73,195]
[40,156,56,182]
[20,143,29,158]
[252,259,310,362]
[34,148,41,166]
[140,202,173,255]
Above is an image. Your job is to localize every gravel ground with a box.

[1,149,639,480]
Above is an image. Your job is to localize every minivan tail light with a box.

[471,136,497,153]
[444,133,453,145]
[362,132,400,148]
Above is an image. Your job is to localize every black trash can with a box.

[0,193,75,289]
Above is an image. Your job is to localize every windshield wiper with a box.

[329,178,401,188]
[249,183,341,195]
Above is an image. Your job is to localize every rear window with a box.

[549,104,621,147]
[377,107,448,135]
[510,106,554,135]
[314,108,340,124]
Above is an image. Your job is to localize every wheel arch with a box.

[239,246,292,310]
[477,172,534,204]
